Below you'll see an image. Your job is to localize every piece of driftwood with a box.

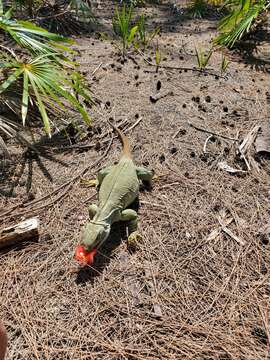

[255,123,270,153]
[0,218,39,249]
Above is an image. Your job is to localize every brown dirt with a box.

[1,1,270,359]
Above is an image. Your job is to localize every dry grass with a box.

[1,1,270,359]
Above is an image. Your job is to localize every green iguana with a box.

[75,122,154,265]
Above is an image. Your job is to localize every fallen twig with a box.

[123,117,142,133]
[188,122,238,142]
[217,209,245,246]
[207,216,233,242]
[207,209,245,246]
[91,62,103,77]
[217,161,246,175]
[150,91,174,103]
[136,49,224,78]
[221,226,246,246]
[203,135,214,153]
[11,183,73,219]
[145,265,163,319]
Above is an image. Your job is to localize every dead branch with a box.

[0,218,39,249]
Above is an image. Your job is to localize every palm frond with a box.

[0,15,74,55]
[188,0,208,18]
[0,55,91,135]
[216,0,270,47]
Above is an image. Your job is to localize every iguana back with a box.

[99,155,139,211]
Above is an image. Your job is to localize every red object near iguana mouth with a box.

[75,245,97,265]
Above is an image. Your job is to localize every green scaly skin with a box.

[81,122,154,252]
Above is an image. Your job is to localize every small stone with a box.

[251,327,268,345]
[159,154,165,163]
[260,263,268,275]
[170,147,177,154]
[179,129,186,136]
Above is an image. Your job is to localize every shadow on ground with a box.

[233,27,270,73]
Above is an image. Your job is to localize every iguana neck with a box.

[93,205,120,225]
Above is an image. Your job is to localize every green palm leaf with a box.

[0,0,92,141]
[29,74,51,134]
[216,0,270,47]
[0,56,91,135]
[0,67,24,92]
[22,70,29,125]
[0,16,73,55]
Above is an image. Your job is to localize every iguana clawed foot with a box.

[127,231,142,253]
[80,178,98,187]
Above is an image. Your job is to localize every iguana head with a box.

[75,221,110,265]
[82,221,111,250]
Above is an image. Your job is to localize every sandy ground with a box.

[1,1,270,359]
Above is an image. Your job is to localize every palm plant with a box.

[4,0,94,21]
[0,56,90,133]
[215,0,270,47]
[220,53,230,73]
[0,16,73,55]
[0,0,92,155]
[136,14,160,51]
[195,47,213,70]
[113,4,138,57]
[188,0,209,18]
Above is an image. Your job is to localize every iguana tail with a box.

[108,120,131,157]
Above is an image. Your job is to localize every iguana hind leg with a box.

[136,167,154,187]
[120,209,142,252]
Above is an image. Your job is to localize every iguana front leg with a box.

[120,209,142,252]
[97,166,112,186]
[88,204,98,219]
[82,166,112,187]
[136,167,154,187]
